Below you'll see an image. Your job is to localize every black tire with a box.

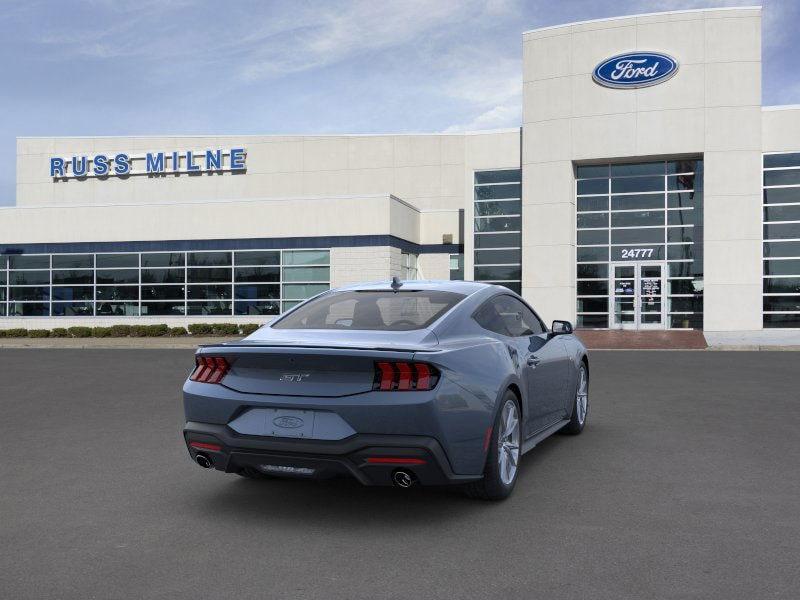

[562,361,588,435]
[463,390,521,501]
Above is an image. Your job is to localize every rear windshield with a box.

[272,290,465,331]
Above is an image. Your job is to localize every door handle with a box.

[527,355,541,367]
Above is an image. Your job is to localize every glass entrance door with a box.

[610,262,666,330]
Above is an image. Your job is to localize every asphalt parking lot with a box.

[1,349,798,600]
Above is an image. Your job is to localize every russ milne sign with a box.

[49,148,246,179]
[592,52,678,89]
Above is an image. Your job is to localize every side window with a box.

[474,295,545,337]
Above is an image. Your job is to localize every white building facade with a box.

[2,6,799,336]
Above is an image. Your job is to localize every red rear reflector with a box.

[189,441,222,452]
[372,361,439,391]
[366,457,427,465]
[189,356,231,384]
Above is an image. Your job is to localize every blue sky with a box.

[1,0,798,206]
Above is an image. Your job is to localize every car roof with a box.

[333,279,494,296]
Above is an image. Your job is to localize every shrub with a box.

[51,328,70,338]
[211,323,239,336]
[28,329,51,338]
[68,326,92,338]
[145,324,169,337]
[167,326,188,337]
[91,327,113,338]
[0,330,5,338]
[188,323,213,336]
[4,328,29,338]
[109,324,132,337]
[129,325,148,338]
[240,324,260,336]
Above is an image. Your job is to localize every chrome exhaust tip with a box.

[392,470,415,488]
[195,453,213,469]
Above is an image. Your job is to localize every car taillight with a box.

[374,361,439,391]
[189,356,231,384]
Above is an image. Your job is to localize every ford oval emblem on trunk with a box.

[593,52,678,89]
[273,416,304,428]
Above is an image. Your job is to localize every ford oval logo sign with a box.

[273,416,304,429]
[593,52,678,89]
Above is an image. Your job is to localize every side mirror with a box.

[551,320,573,336]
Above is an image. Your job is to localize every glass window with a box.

[0,271,5,286]
[141,268,185,284]
[96,269,138,284]
[577,281,608,295]
[141,285,185,300]
[577,298,608,312]
[52,302,94,317]
[96,286,138,301]
[667,192,701,209]
[577,264,608,279]
[611,176,663,194]
[10,270,50,285]
[611,210,664,228]
[763,241,800,258]
[764,223,800,240]
[669,280,702,295]
[577,196,608,212]
[449,253,464,281]
[282,266,330,282]
[52,254,93,269]
[52,270,93,284]
[141,253,185,268]
[97,254,138,268]
[234,266,280,282]
[577,314,608,328]
[96,302,138,316]
[576,165,608,178]
[282,283,329,299]
[763,296,800,312]
[577,179,608,195]
[611,246,665,261]
[187,268,231,283]
[234,251,279,266]
[274,290,465,331]
[764,259,800,276]
[611,194,664,210]
[764,153,800,168]
[763,278,800,294]
[667,174,697,191]
[9,255,48,269]
[187,302,232,316]
[283,250,329,266]
[141,302,185,316]
[474,233,521,249]
[764,170,800,187]
[187,285,232,300]
[669,314,703,329]
[474,266,521,281]
[474,200,521,216]
[577,212,608,229]
[474,170,520,184]
[474,249,521,265]
[577,246,608,262]
[669,262,696,277]
[53,286,94,301]
[474,216,520,232]
[474,184,521,200]
[667,245,694,261]
[763,314,800,328]
[667,227,695,244]
[763,188,800,205]
[577,230,608,245]
[235,300,280,316]
[667,210,696,226]
[10,287,50,301]
[611,162,664,177]
[667,160,701,174]
[8,302,49,316]
[187,252,231,267]
[610,228,665,245]
[473,295,544,337]
[234,284,280,299]
[764,205,800,222]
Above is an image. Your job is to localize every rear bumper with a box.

[183,421,482,486]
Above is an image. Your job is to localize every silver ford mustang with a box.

[183,280,589,500]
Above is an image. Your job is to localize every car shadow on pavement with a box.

[187,432,571,528]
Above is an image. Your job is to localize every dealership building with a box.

[2,6,799,338]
